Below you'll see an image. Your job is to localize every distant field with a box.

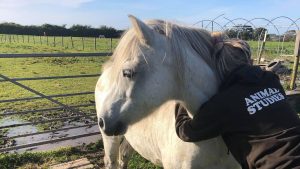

[0,34,296,57]
[0,34,118,53]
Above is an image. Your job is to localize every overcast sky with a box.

[0,0,299,31]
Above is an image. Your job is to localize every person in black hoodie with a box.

[175,37,300,169]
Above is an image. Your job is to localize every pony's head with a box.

[96,16,182,136]
[95,15,251,136]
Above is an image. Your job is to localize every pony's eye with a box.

[122,69,135,78]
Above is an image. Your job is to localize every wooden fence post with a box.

[54,36,56,47]
[61,36,64,47]
[27,35,29,43]
[46,36,49,46]
[71,36,74,48]
[110,38,113,53]
[290,31,300,90]
[94,37,97,51]
[40,36,42,45]
[257,30,268,64]
[22,35,24,43]
[33,35,35,44]
[82,37,84,50]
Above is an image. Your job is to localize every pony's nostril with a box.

[98,118,104,128]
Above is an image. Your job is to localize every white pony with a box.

[95,15,241,169]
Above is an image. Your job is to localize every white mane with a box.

[103,20,229,86]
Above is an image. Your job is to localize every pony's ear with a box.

[128,15,154,45]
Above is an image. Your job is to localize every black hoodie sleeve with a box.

[175,102,223,142]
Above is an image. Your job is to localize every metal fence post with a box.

[290,31,300,90]
[257,30,268,64]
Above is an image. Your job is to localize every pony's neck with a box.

[179,49,220,115]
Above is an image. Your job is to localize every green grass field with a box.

[247,40,295,60]
[0,35,297,168]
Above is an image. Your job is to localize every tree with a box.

[283,30,296,42]
[253,27,268,41]
[225,24,253,40]
[0,22,123,38]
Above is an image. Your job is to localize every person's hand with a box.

[175,103,194,142]
[175,103,190,119]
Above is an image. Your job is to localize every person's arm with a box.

[175,102,223,142]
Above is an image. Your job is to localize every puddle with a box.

[0,117,100,153]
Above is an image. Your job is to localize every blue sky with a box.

[0,0,299,30]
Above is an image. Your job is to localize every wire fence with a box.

[193,16,300,61]
[0,34,117,52]
[193,16,300,89]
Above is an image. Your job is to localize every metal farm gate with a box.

[0,53,111,152]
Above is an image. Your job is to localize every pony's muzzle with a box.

[98,117,126,136]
